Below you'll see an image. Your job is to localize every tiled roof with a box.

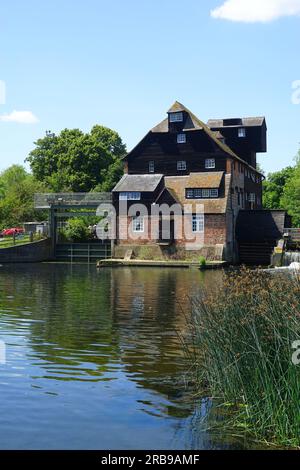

[184,171,224,189]
[112,174,163,193]
[164,173,230,214]
[207,117,265,128]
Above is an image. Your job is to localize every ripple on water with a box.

[0,264,242,450]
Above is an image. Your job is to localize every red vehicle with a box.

[1,227,25,237]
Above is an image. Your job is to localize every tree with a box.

[263,166,295,210]
[61,218,92,243]
[26,126,126,192]
[281,153,300,227]
[0,165,47,229]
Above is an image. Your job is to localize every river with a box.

[0,264,248,450]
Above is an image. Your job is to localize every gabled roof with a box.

[184,171,224,189]
[164,173,231,214]
[167,102,187,114]
[112,174,163,193]
[150,101,238,159]
[126,101,264,177]
[208,117,266,128]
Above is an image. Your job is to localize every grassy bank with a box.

[190,268,300,448]
[0,234,43,249]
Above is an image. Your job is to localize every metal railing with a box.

[284,228,300,241]
[34,193,112,209]
[0,233,44,249]
[55,243,111,263]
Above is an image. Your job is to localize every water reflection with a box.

[0,264,232,450]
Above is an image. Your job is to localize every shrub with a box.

[62,218,91,243]
[199,256,207,268]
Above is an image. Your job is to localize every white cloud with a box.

[211,0,300,23]
[0,110,39,124]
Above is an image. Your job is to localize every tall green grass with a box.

[190,268,300,448]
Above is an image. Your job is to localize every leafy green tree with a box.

[0,165,47,229]
[281,153,300,227]
[26,126,126,192]
[263,166,295,210]
[61,218,92,242]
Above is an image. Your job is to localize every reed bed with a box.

[190,268,300,448]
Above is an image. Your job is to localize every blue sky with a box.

[0,0,299,174]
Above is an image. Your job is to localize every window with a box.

[202,189,210,198]
[177,133,186,144]
[194,189,203,198]
[238,127,246,138]
[249,193,256,203]
[185,188,219,199]
[119,192,141,201]
[210,189,219,198]
[177,160,187,171]
[149,161,155,173]
[192,215,204,233]
[169,112,183,123]
[205,158,216,169]
[132,216,144,233]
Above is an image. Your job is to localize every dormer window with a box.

[238,128,246,138]
[177,133,186,144]
[169,112,183,123]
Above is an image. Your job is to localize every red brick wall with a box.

[116,214,227,247]
[203,214,227,245]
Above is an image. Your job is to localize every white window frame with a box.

[205,158,216,169]
[186,189,194,199]
[248,193,256,203]
[194,189,203,198]
[169,112,183,123]
[238,127,246,138]
[201,189,210,198]
[177,133,186,144]
[119,192,141,201]
[149,161,155,173]
[177,160,187,171]
[210,189,219,198]
[192,215,204,233]
[132,216,144,233]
